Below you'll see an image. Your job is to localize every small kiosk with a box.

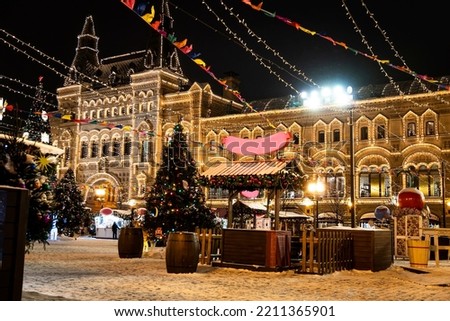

[94,207,125,239]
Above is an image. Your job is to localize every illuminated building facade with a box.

[51,15,450,226]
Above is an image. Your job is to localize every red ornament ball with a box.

[397,188,425,210]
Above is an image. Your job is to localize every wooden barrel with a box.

[407,239,430,268]
[118,227,144,258]
[165,232,200,273]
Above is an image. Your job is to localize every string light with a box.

[241,1,450,90]
[341,0,450,136]
[217,0,319,89]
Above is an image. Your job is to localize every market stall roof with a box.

[0,134,64,155]
[318,212,338,220]
[276,211,312,220]
[360,212,377,220]
[237,200,267,211]
[200,160,291,177]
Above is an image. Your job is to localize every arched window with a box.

[426,121,435,135]
[360,126,369,140]
[318,130,325,143]
[91,140,99,158]
[325,169,344,198]
[112,138,121,156]
[102,138,110,157]
[377,125,385,139]
[124,136,132,155]
[140,140,149,162]
[81,141,88,158]
[359,167,390,197]
[333,129,340,142]
[406,164,441,197]
[407,122,416,137]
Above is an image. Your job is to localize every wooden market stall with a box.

[199,159,305,270]
[199,159,304,230]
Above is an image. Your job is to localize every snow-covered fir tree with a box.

[144,122,218,235]
[53,168,91,237]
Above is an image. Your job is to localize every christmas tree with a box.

[53,168,91,237]
[22,76,52,143]
[0,136,59,252]
[144,122,218,235]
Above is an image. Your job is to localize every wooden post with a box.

[274,188,281,230]
[0,186,29,300]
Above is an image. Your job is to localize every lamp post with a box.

[301,85,354,227]
[95,187,106,210]
[349,108,356,228]
[308,181,325,229]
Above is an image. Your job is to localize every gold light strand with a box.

[358,0,450,105]
[199,0,299,94]
[1,30,129,99]
[218,0,319,89]
[342,0,450,136]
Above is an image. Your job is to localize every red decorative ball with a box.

[397,188,425,210]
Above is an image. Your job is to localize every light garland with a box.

[121,0,278,129]
[217,0,319,89]
[241,0,450,90]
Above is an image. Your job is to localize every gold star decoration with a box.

[36,153,52,171]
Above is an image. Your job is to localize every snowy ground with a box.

[21,235,450,301]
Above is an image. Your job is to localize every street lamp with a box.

[308,181,325,229]
[95,187,106,209]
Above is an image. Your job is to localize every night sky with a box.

[2,0,449,108]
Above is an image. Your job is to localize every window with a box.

[124,137,131,155]
[359,167,390,197]
[406,165,441,197]
[407,122,416,137]
[426,121,435,135]
[333,129,340,142]
[318,130,325,143]
[91,141,99,158]
[360,126,369,140]
[81,141,88,158]
[140,140,149,162]
[377,125,385,139]
[293,133,300,145]
[101,139,110,157]
[112,138,121,156]
[64,146,70,161]
[209,139,216,152]
[325,170,344,198]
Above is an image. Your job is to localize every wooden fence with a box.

[195,227,358,275]
[296,228,353,274]
[195,228,222,265]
